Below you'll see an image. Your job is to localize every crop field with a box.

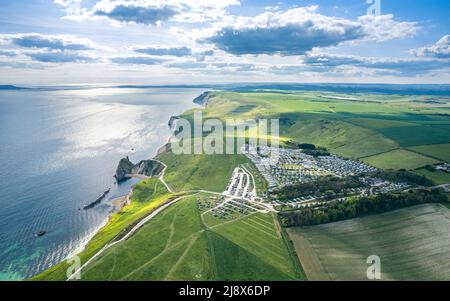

[414,168,450,185]
[287,204,450,281]
[71,197,304,280]
[408,143,450,163]
[378,125,450,147]
[211,213,303,278]
[361,149,439,170]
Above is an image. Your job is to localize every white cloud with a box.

[412,35,450,59]
[0,33,95,51]
[0,33,98,64]
[199,6,418,56]
[56,0,240,25]
[358,14,418,42]
[272,52,450,76]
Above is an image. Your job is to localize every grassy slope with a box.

[80,196,211,280]
[156,151,249,193]
[73,197,304,280]
[287,203,450,281]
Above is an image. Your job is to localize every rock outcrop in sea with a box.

[168,116,180,130]
[193,91,213,107]
[114,156,165,183]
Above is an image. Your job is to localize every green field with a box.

[361,149,439,170]
[378,125,450,147]
[287,204,450,281]
[75,197,304,280]
[157,151,249,193]
[414,168,450,185]
[408,143,450,163]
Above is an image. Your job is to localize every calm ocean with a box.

[0,87,203,280]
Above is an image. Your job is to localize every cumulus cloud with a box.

[165,60,208,69]
[133,46,192,56]
[131,45,214,62]
[0,33,98,64]
[94,4,177,25]
[27,51,96,63]
[211,62,260,72]
[273,53,450,76]
[57,0,240,25]
[111,56,165,65]
[303,53,362,67]
[0,50,17,57]
[164,59,260,72]
[0,61,44,69]
[201,6,418,56]
[202,6,363,55]
[412,35,450,59]
[0,33,93,51]
[358,14,417,42]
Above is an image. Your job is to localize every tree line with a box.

[279,189,448,227]
[273,175,363,201]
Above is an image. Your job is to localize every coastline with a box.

[56,92,207,273]
[65,186,133,261]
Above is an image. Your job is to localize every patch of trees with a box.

[280,118,296,127]
[424,165,436,172]
[298,143,316,150]
[282,141,330,156]
[274,175,363,201]
[279,189,447,227]
[302,149,331,157]
[368,170,433,187]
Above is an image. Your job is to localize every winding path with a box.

[67,193,193,281]
[153,159,173,193]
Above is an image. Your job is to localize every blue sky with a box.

[0,0,449,85]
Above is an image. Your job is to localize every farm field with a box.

[378,125,450,147]
[361,149,440,170]
[408,143,450,163]
[74,197,304,280]
[414,168,450,185]
[287,204,450,281]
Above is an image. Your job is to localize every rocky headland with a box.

[114,156,165,183]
